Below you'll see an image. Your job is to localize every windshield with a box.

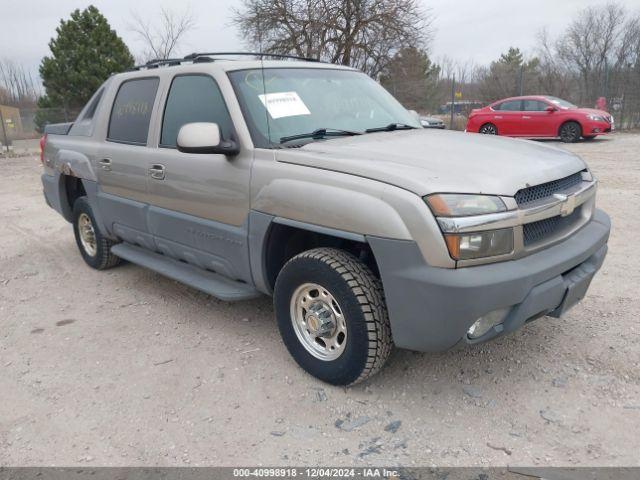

[228,67,421,148]
[545,96,577,109]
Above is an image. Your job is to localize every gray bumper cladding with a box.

[368,209,611,352]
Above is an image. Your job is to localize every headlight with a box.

[425,194,507,217]
[586,114,606,122]
[444,228,514,260]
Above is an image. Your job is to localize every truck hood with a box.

[276,129,586,196]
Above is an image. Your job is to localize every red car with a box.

[466,95,614,142]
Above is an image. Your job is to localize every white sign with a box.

[258,91,311,119]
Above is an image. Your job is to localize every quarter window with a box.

[108,78,159,145]
[161,75,233,148]
[80,88,104,122]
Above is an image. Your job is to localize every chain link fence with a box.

[386,68,640,132]
[0,106,80,153]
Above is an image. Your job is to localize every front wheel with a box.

[274,248,393,385]
[559,121,582,143]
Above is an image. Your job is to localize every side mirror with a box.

[545,105,557,113]
[176,122,239,156]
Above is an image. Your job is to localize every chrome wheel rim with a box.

[480,124,497,134]
[78,213,97,257]
[290,283,347,361]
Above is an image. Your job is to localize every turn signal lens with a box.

[426,194,506,217]
[444,228,513,260]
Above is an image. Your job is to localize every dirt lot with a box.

[1,133,639,467]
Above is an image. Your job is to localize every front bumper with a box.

[584,119,614,135]
[367,209,611,352]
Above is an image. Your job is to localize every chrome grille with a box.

[515,172,583,207]
[523,208,582,246]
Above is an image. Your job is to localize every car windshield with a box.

[545,96,577,109]
[228,67,421,148]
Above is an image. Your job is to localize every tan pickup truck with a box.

[41,53,610,385]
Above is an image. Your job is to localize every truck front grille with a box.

[523,208,582,246]
[515,172,583,207]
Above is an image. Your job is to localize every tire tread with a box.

[283,247,393,384]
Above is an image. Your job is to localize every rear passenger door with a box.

[146,74,253,283]
[492,100,523,135]
[97,77,160,250]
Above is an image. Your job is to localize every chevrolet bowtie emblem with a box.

[554,193,576,217]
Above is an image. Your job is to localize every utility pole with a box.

[519,64,524,96]
[450,74,455,130]
[603,60,609,100]
[0,108,9,152]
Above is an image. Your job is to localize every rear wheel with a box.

[559,121,582,143]
[274,248,392,385]
[72,197,121,270]
[479,123,498,135]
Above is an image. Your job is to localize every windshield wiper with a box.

[365,123,418,133]
[280,128,362,144]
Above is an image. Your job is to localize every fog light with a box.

[467,307,510,339]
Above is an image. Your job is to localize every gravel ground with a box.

[0,133,639,467]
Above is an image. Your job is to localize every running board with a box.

[111,243,261,302]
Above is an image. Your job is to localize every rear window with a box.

[494,100,522,111]
[108,77,159,145]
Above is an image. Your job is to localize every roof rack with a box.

[132,52,320,70]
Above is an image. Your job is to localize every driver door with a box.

[146,74,253,283]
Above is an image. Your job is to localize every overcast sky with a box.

[1,0,639,82]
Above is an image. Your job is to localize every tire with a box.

[559,121,582,143]
[274,248,392,385]
[479,123,498,135]
[72,197,121,270]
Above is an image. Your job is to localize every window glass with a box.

[108,78,159,145]
[161,75,233,148]
[495,100,522,111]
[80,88,104,122]
[545,96,577,109]
[523,100,548,111]
[228,68,420,148]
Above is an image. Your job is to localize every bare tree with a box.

[555,3,628,103]
[232,0,432,77]
[129,7,196,62]
[0,59,39,107]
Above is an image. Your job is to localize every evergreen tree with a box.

[478,47,540,102]
[380,47,441,111]
[37,5,134,127]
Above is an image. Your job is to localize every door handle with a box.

[494,115,503,119]
[522,115,532,119]
[99,158,112,171]
[148,164,166,180]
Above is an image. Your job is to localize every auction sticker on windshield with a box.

[258,91,311,119]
